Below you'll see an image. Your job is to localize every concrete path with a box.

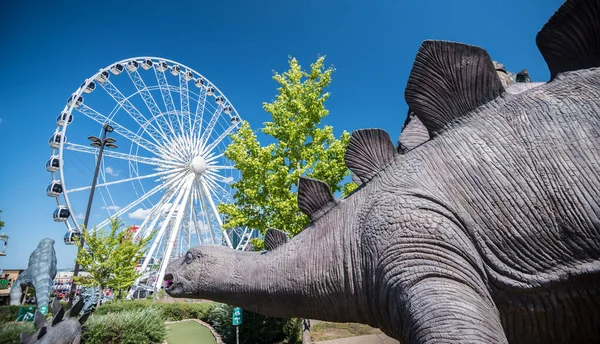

[314,334,399,344]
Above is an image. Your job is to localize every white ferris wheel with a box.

[46,57,255,295]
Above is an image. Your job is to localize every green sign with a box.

[0,279,8,290]
[232,307,242,325]
[39,305,48,315]
[16,306,36,322]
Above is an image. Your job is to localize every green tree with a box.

[217,56,357,343]
[74,218,154,306]
[0,210,5,230]
[218,56,357,247]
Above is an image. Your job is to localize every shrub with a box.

[207,303,300,344]
[82,307,166,344]
[160,302,212,321]
[95,299,213,322]
[0,306,20,325]
[0,322,35,344]
[93,299,153,316]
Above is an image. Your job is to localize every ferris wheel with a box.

[45,57,255,295]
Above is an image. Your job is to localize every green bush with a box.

[0,306,20,325]
[82,307,166,344]
[0,322,35,344]
[95,300,213,321]
[159,302,212,321]
[94,299,154,316]
[207,304,300,344]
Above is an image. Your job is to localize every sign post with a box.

[232,307,242,344]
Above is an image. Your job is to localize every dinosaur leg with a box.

[33,275,53,314]
[375,208,508,343]
[401,277,507,344]
[9,273,31,306]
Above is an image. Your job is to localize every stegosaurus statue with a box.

[20,299,91,344]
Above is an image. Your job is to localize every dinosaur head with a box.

[164,244,232,298]
[38,238,55,246]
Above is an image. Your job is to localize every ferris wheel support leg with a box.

[154,177,194,294]
[127,209,168,299]
[200,179,233,248]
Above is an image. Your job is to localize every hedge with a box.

[95,300,213,321]
[0,306,20,325]
[207,303,300,344]
[0,322,35,344]
[94,300,301,343]
[83,307,166,344]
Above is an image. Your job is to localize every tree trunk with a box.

[302,318,312,344]
[96,286,103,308]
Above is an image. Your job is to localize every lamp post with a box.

[67,124,117,308]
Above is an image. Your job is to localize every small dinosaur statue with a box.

[165,0,600,343]
[20,299,91,344]
[10,238,57,314]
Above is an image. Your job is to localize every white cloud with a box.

[75,213,85,220]
[222,177,234,184]
[101,205,121,211]
[105,167,119,177]
[129,208,153,220]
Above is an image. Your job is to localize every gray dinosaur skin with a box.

[166,1,600,343]
[10,238,57,312]
[20,299,89,344]
[81,286,99,314]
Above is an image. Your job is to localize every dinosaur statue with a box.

[164,0,600,343]
[20,299,91,344]
[80,286,99,314]
[10,238,57,315]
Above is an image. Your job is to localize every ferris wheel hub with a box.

[191,156,207,175]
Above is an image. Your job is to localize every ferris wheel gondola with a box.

[46,56,257,297]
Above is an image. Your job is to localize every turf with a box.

[166,320,217,344]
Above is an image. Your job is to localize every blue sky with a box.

[0,0,563,269]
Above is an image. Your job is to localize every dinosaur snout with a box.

[164,273,174,289]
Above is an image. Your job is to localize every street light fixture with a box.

[66,124,117,308]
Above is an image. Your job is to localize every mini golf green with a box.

[166,320,217,344]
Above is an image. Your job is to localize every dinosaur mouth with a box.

[164,273,174,289]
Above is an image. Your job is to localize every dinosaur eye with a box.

[185,252,193,264]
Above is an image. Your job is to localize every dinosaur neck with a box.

[202,208,364,322]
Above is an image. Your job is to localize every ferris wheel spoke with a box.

[191,87,208,136]
[93,183,164,231]
[200,123,238,156]
[126,70,173,143]
[197,104,224,153]
[75,104,159,153]
[64,143,162,166]
[98,161,120,217]
[205,170,235,185]
[66,170,169,194]
[132,207,169,291]
[153,68,182,136]
[133,203,162,241]
[155,176,194,289]
[205,152,224,164]
[98,79,167,144]
[137,173,190,241]
[202,175,232,204]
[207,165,236,170]
[195,180,216,245]
[179,73,192,136]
